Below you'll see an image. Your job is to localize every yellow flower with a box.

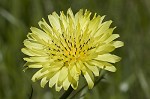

[21,8,124,91]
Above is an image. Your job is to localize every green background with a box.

[0,0,150,99]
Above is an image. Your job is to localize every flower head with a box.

[22,8,124,91]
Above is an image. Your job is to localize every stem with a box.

[69,84,87,99]
[29,85,33,99]
[69,74,105,99]
[60,86,74,99]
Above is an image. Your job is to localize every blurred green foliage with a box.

[0,0,150,99]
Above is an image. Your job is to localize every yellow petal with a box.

[112,41,124,48]
[23,40,44,50]
[21,48,35,56]
[48,12,61,32]
[58,66,68,86]
[49,71,60,88]
[70,79,78,90]
[83,70,94,89]
[104,34,120,43]
[44,71,57,80]
[24,62,43,68]
[28,64,42,68]
[27,33,35,40]
[99,15,105,25]
[101,62,116,72]
[28,33,46,44]
[55,83,62,92]
[22,48,47,57]
[80,10,90,31]
[68,72,78,90]
[88,60,116,72]
[75,9,83,25]
[96,44,115,54]
[38,19,54,37]
[85,62,99,76]
[23,56,48,62]
[60,11,68,31]
[63,77,70,90]
[96,20,112,36]
[31,56,48,62]
[104,65,116,72]
[77,61,86,73]
[94,54,121,63]
[69,65,80,81]
[46,65,63,73]
[30,27,50,42]
[32,69,48,82]
[67,8,75,24]
[41,77,48,88]
[89,15,101,36]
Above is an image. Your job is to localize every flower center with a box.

[47,33,96,64]
[64,46,86,62]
